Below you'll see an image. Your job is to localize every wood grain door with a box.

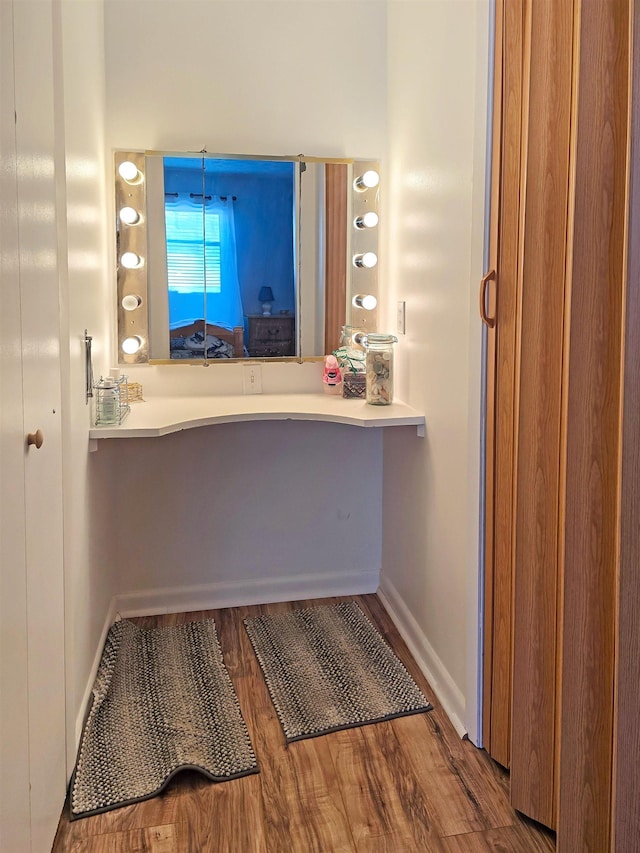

[484,2,574,825]
[611,6,640,853]
[558,1,630,848]
[485,0,635,844]
[509,0,574,829]
[612,6,640,849]
[482,0,526,770]
[485,0,578,826]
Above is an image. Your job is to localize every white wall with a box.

[4,0,491,826]
[107,421,383,613]
[101,0,491,741]
[55,0,118,763]
[380,0,490,742]
[104,0,386,157]
[101,1,390,608]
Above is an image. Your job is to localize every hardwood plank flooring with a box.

[53,595,555,852]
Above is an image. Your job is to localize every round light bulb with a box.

[118,161,140,183]
[355,170,379,190]
[353,294,377,310]
[119,206,141,225]
[121,252,142,269]
[121,294,142,311]
[353,252,378,269]
[122,335,143,355]
[355,211,379,229]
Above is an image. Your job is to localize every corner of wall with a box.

[377,578,467,738]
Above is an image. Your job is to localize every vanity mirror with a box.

[115,151,381,365]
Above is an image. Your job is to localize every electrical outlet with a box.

[243,364,263,394]
[397,300,406,335]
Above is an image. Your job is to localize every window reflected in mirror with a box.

[158,157,296,360]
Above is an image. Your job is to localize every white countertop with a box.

[89,393,425,440]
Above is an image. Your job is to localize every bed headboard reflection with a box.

[169,320,245,360]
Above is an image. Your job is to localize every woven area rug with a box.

[71,619,258,820]
[244,600,432,742]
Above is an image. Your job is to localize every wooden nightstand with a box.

[245,314,295,357]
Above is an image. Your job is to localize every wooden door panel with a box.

[486,0,635,843]
[612,4,640,848]
[510,0,574,829]
[558,1,630,849]
[484,0,526,769]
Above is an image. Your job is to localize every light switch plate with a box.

[397,300,406,335]
[242,364,263,394]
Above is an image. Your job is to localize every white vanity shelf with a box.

[88,393,425,443]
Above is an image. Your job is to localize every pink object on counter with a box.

[322,355,343,394]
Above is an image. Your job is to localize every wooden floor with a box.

[53,595,555,852]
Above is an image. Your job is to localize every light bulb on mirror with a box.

[121,335,143,355]
[353,294,377,310]
[354,211,379,229]
[353,252,378,269]
[354,170,379,190]
[118,161,142,183]
[119,206,141,225]
[121,251,143,269]
[121,294,142,311]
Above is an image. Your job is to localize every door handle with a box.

[27,429,44,449]
[479,269,496,329]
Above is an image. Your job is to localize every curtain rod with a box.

[164,192,237,201]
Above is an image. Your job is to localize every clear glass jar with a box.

[365,333,397,405]
[95,378,120,425]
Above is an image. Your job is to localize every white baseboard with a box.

[74,568,380,750]
[74,595,119,749]
[377,577,467,738]
[113,569,380,618]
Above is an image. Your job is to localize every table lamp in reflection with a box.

[258,286,274,316]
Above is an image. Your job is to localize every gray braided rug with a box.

[244,601,432,743]
[71,618,257,820]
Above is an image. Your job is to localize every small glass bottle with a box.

[96,378,119,425]
[365,333,398,405]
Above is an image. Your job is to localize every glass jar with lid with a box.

[364,333,398,405]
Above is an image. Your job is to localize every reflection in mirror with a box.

[115,152,380,365]
[146,155,297,360]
